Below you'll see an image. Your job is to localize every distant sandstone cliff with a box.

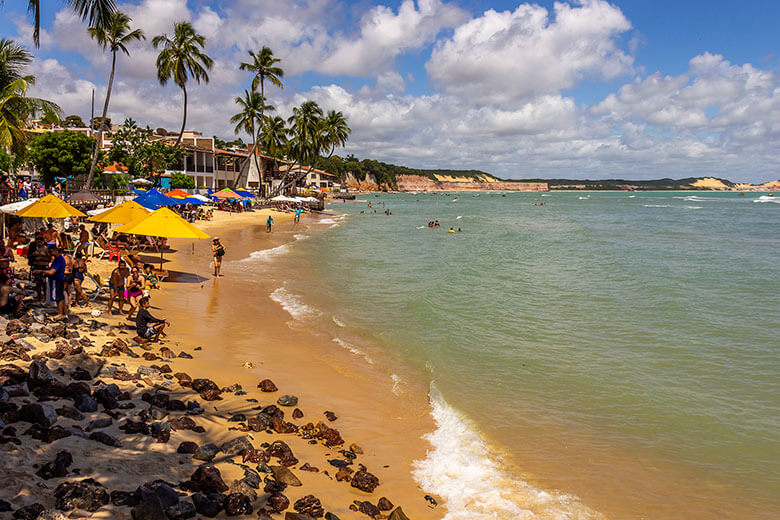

[395,174,548,192]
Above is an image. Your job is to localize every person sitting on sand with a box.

[0,273,20,315]
[107,261,129,315]
[212,237,225,277]
[143,264,160,290]
[0,237,15,286]
[134,296,169,343]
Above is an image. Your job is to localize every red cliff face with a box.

[395,175,548,192]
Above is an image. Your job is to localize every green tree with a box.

[28,131,95,186]
[0,39,61,156]
[260,115,287,158]
[230,89,273,186]
[63,114,86,127]
[170,172,194,189]
[0,149,11,173]
[21,0,118,48]
[108,119,183,185]
[152,21,213,147]
[319,109,350,183]
[86,10,145,188]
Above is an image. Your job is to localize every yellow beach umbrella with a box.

[115,207,209,269]
[16,194,86,219]
[88,200,150,225]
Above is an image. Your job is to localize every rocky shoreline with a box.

[0,305,413,520]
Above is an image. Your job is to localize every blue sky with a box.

[2,0,779,182]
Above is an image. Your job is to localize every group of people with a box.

[172,204,213,223]
[106,260,161,317]
[0,175,57,204]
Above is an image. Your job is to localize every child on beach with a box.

[143,264,160,290]
[134,296,169,343]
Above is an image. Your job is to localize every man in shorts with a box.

[36,245,67,319]
[134,296,169,343]
[107,261,130,315]
[266,214,274,233]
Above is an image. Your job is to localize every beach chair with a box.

[150,267,169,282]
[86,272,110,301]
[93,237,110,260]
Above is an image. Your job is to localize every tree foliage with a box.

[63,114,86,127]
[28,131,96,186]
[0,149,11,173]
[108,119,183,183]
[170,172,194,189]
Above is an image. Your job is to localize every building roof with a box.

[102,162,128,173]
[281,165,336,177]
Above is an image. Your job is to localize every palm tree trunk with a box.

[175,84,187,147]
[86,49,116,189]
[256,79,264,196]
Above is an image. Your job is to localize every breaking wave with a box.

[270,286,322,320]
[332,337,374,364]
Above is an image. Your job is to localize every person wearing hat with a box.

[212,237,225,277]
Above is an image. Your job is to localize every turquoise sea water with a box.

[272,192,779,519]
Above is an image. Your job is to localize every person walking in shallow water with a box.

[212,237,225,277]
[266,214,274,233]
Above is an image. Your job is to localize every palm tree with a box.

[286,101,324,191]
[259,114,287,181]
[24,0,118,48]
[0,39,60,156]
[152,21,213,147]
[320,110,350,159]
[230,89,273,188]
[239,47,283,193]
[85,10,145,188]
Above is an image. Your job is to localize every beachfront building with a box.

[214,148,282,194]
[280,165,337,190]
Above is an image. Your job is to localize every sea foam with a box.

[332,337,374,364]
[270,286,321,320]
[413,386,596,520]
[242,243,290,262]
[753,195,779,203]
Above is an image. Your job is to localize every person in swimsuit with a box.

[0,238,15,286]
[107,261,129,315]
[134,296,169,344]
[61,242,74,312]
[124,267,145,319]
[212,237,225,277]
[266,215,274,233]
[77,224,91,259]
[71,252,90,306]
[0,273,19,315]
[143,264,160,290]
[42,223,59,247]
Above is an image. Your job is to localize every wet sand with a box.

[156,211,441,518]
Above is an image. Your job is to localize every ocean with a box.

[258,191,780,519]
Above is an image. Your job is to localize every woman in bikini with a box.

[72,252,90,307]
[124,267,145,319]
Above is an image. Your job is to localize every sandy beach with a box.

[0,208,439,519]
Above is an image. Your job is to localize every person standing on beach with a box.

[266,214,274,233]
[212,237,225,277]
[135,296,169,343]
[36,245,67,319]
[107,261,129,315]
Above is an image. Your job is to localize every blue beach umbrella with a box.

[134,188,180,209]
[234,189,255,198]
[128,189,147,195]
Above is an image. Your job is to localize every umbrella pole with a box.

[160,248,164,271]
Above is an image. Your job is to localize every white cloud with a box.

[426,0,633,104]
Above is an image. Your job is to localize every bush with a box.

[170,172,195,189]
[28,131,95,186]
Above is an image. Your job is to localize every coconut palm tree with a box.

[286,101,324,192]
[85,10,145,188]
[0,39,60,156]
[320,110,350,158]
[259,114,287,182]
[152,21,213,147]
[24,0,118,48]
[230,89,274,181]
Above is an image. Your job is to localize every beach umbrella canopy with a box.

[234,189,255,198]
[0,198,39,214]
[167,189,191,198]
[16,194,86,218]
[131,178,153,185]
[191,194,212,203]
[87,207,111,216]
[128,189,147,195]
[213,188,243,199]
[88,200,150,224]
[271,195,296,202]
[67,189,102,204]
[115,207,209,269]
[168,195,206,205]
[134,188,180,209]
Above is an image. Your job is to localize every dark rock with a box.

[86,418,113,431]
[35,450,73,479]
[159,347,175,359]
[189,465,228,494]
[299,463,319,472]
[71,367,92,380]
[323,411,337,422]
[54,478,109,512]
[177,351,193,359]
[222,493,252,516]
[150,422,171,443]
[64,381,91,399]
[89,431,122,447]
[263,479,287,495]
[293,495,324,518]
[93,387,119,410]
[241,449,268,464]
[173,373,192,386]
[241,469,261,489]
[228,413,246,422]
[228,479,257,502]
[261,405,284,420]
[5,382,30,397]
[191,379,222,401]
[271,416,298,434]
[120,420,150,435]
[257,379,277,392]
[144,392,170,409]
[165,501,196,520]
[74,394,98,413]
[324,513,341,520]
[199,388,222,401]
[191,425,206,434]
[19,402,57,427]
[0,499,11,512]
[277,395,298,407]
[270,466,302,487]
[377,497,393,511]
[267,440,298,466]
[193,442,219,462]
[131,498,166,520]
[110,490,141,507]
[315,422,344,447]
[191,493,221,518]
[247,413,271,431]
[12,503,44,519]
[358,501,380,518]
[327,459,350,468]
[285,514,317,520]
[292,408,304,419]
[350,470,380,493]
[186,401,203,415]
[138,480,180,509]
[177,441,198,454]
[335,467,353,482]
[27,424,72,443]
[220,435,253,456]
[267,493,290,513]
[388,507,410,520]
[221,383,241,393]
[28,360,56,387]
[350,443,364,454]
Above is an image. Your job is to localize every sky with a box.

[2,0,779,182]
